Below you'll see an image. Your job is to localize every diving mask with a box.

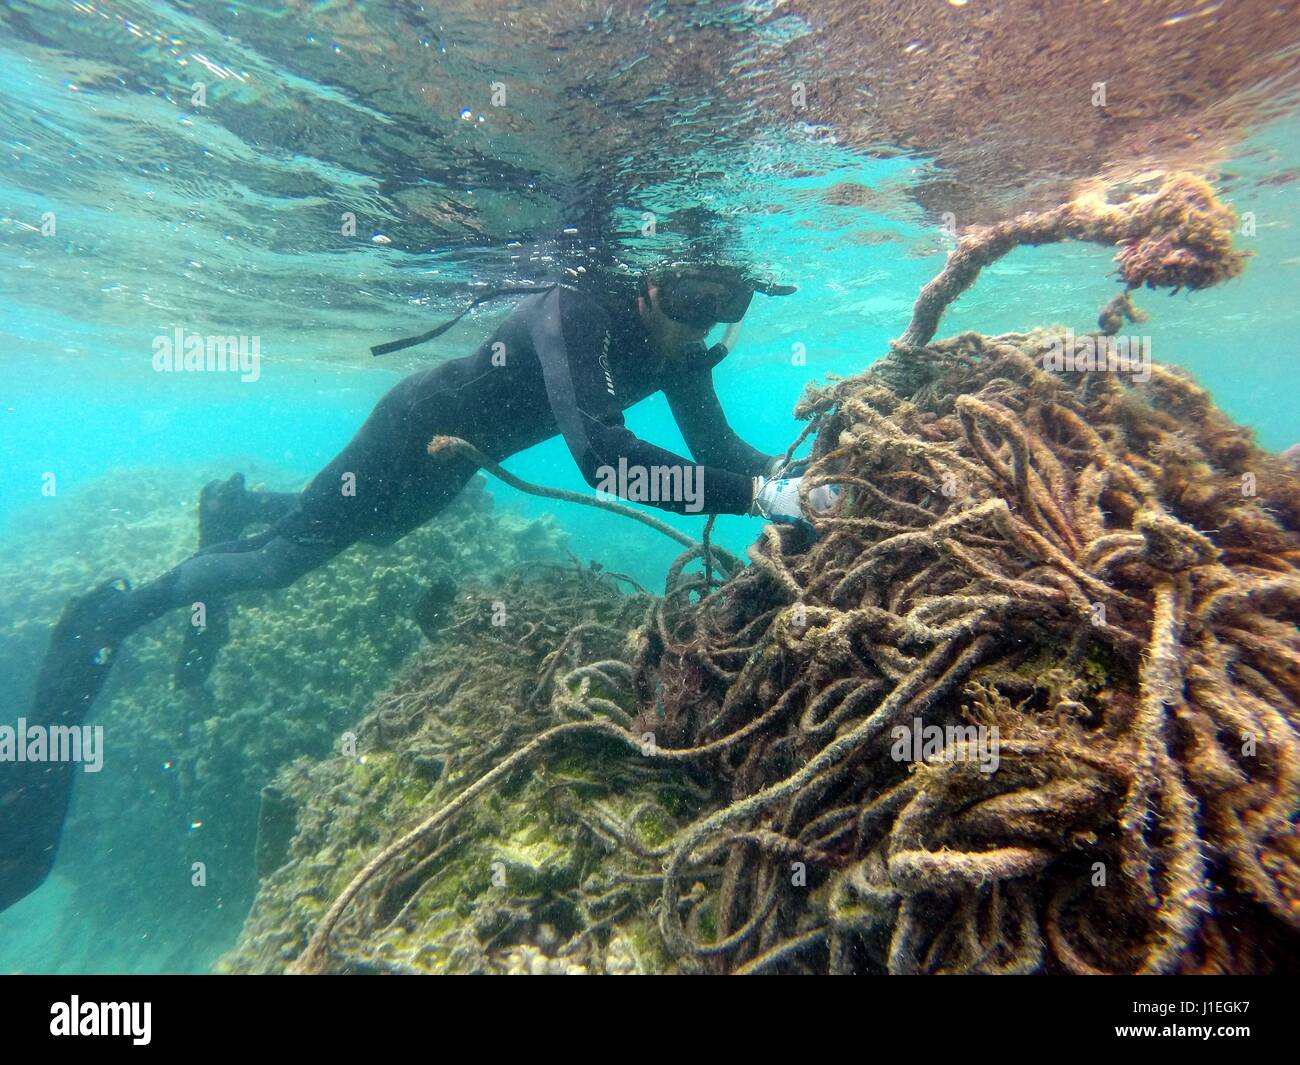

[650,263,796,330]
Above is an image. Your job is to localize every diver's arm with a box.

[663,363,777,478]
[529,287,755,515]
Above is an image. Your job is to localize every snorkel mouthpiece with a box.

[679,319,744,365]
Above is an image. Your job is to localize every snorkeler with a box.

[0,261,842,913]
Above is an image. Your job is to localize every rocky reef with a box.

[222,562,680,974]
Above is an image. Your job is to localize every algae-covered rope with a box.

[428,435,744,572]
[898,172,1246,348]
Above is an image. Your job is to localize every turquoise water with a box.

[1,2,1298,973]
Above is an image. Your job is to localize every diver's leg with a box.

[197,473,300,549]
[179,476,303,685]
[2,369,474,913]
[138,534,341,615]
[0,578,129,913]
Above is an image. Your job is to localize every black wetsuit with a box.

[65,282,771,627]
[147,282,771,605]
[281,282,768,548]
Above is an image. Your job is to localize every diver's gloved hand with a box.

[751,476,844,528]
[762,455,809,480]
[759,455,811,478]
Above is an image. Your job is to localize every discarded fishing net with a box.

[640,331,1300,974]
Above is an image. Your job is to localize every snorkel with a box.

[717,318,744,355]
[676,320,744,363]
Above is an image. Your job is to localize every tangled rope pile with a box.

[286,171,1295,975]
[289,332,1298,975]
[641,332,1300,973]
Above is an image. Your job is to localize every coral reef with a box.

[0,466,567,971]
[222,563,684,975]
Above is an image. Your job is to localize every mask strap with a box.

[371,285,558,357]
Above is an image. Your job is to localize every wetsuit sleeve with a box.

[663,363,775,478]
[528,287,755,515]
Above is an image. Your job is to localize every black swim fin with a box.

[197,472,298,549]
[0,578,130,913]
[198,472,251,548]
